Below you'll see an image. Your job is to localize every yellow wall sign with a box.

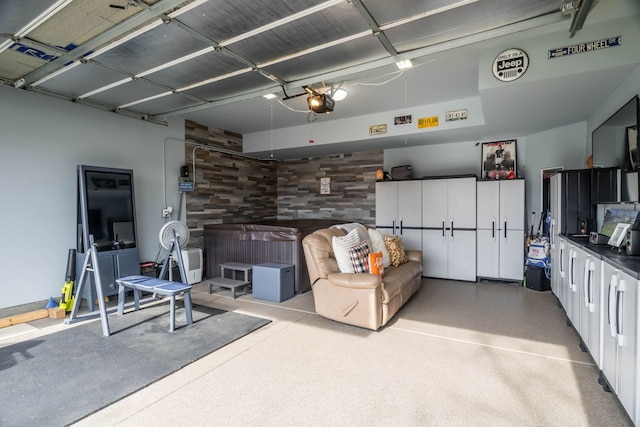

[418,116,439,128]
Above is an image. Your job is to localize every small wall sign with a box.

[418,116,439,128]
[492,48,529,82]
[394,115,412,125]
[369,124,387,135]
[320,177,331,195]
[548,35,621,59]
[445,109,468,122]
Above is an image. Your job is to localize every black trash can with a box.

[526,266,551,291]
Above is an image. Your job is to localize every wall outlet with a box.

[162,207,172,218]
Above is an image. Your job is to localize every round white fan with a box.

[159,221,190,250]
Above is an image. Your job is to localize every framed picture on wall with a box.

[320,177,331,195]
[481,139,517,180]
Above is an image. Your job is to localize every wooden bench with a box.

[116,275,193,332]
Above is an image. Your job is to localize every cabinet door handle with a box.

[504,220,507,239]
[392,219,396,234]
[400,219,404,234]
[583,259,590,308]
[442,221,445,237]
[492,220,495,238]
[451,220,454,238]
[608,274,618,338]
[616,281,624,346]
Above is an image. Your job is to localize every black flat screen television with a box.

[77,165,138,252]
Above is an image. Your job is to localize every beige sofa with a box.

[302,227,423,330]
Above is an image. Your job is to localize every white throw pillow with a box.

[368,228,391,268]
[332,229,360,273]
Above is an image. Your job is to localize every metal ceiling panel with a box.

[363,0,558,27]
[182,71,273,101]
[0,0,60,34]
[263,36,389,82]
[0,49,49,80]
[86,78,171,108]
[36,62,130,97]
[122,93,203,115]
[93,22,212,75]
[146,51,248,88]
[230,3,369,65]
[385,1,559,53]
[28,0,140,48]
[177,0,324,42]
[362,0,468,26]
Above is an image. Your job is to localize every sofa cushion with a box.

[369,251,384,277]
[368,228,391,268]
[332,228,360,273]
[384,235,408,267]
[380,260,422,302]
[349,241,370,273]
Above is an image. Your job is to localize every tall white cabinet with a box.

[601,262,639,424]
[476,179,525,282]
[421,177,477,281]
[375,180,422,251]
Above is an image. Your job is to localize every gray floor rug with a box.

[0,303,270,427]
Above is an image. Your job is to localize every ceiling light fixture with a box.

[305,86,334,114]
[332,88,347,101]
[263,93,277,99]
[396,59,413,70]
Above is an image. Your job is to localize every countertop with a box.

[561,234,640,279]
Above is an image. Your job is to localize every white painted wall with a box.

[0,87,185,308]
[383,120,588,219]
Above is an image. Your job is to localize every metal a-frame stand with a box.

[158,228,187,283]
[65,235,111,337]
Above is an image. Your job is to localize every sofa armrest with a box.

[327,273,382,289]
[406,250,422,264]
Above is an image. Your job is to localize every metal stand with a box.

[65,235,111,337]
[159,228,187,283]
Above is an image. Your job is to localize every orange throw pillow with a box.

[369,251,384,277]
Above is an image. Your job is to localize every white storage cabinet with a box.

[421,177,477,281]
[600,261,639,424]
[476,179,525,282]
[375,180,422,251]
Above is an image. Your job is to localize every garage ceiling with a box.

[1,0,623,157]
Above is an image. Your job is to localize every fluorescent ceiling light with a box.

[136,46,215,78]
[220,0,343,47]
[15,0,73,37]
[31,60,81,86]
[263,93,277,99]
[396,59,413,69]
[118,91,173,109]
[177,67,252,92]
[332,88,347,101]
[78,77,133,99]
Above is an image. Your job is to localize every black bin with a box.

[526,266,551,291]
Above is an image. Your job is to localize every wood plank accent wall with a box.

[184,120,382,249]
[276,151,381,224]
[185,121,277,249]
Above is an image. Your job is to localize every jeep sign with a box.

[492,48,529,82]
